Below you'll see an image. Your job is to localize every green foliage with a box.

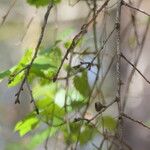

[0,20,118,149]
[70,100,85,110]
[63,122,96,145]
[15,113,39,136]
[37,46,62,80]
[73,71,90,97]
[27,0,61,7]
[26,128,57,150]
[99,116,117,132]
[8,49,33,87]
[57,27,74,41]
[0,69,11,82]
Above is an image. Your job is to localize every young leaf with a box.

[79,124,96,144]
[73,71,90,97]
[8,49,33,87]
[15,113,39,136]
[0,69,11,82]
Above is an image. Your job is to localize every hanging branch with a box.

[121,53,150,85]
[128,0,140,46]
[15,3,53,104]
[20,10,37,43]
[122,113,150,131]
[53,0,111,82]
[1,0,17,26]
[122,18,150,111]
[115,1,123,149]
[26,80,39,114]
[122,1,150,17]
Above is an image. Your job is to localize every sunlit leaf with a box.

[8,49,33,87]
[15,113,39,136]
[27,0,61,7]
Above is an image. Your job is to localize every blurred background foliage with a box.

[0,0,150,150]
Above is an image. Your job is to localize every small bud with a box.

[95,102,106,112]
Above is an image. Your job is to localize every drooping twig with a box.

[122,18,150,111]
[15,4,53,104]
[26,80,39,114]
[20,11,37,43]
[122,113,150,131]
[121,0,143,42]
[74,98,117,123]
[128,0,140,46]
[122,1,150,17]
[121,53,150,85]
[53,0,111,82]
[115,1,123,149]
[89,25,116,66]
[1,0,17,26]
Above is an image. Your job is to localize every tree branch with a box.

[15,4,53,104]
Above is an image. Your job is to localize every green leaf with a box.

[63,122,81,144]
[8,49,33,87]
[100,116,117,131]
[79,124,96,144]
[63,122,96,145]
[33,83,56,100]
[27,0,61,7]
[73,71,90,97]
[15,113,39,136]
[49,47,62,68]
[64,40,72,49]
[0,69,11,82]
[36,98,53,109]
[70,100,85,110]
[34,46,62,80]
[31,63,56,78]
[57,27,74,41]
[128,35,137,49]
[26,128,57,150]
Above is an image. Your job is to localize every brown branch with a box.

[115,1,123,149]
[74,98,117,123]
[122,113,150,131]
[121,53,150,85]
[26,80,39,114]
[52,0,111,82]
[90,25,116,64]
[122,18,150,110]
[122,1,150,17]
[15,4,53,104]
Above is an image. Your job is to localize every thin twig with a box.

[115,1,123,149]
[129,0,140,46]
[52,0,111,82]
[121,53,150,85]
[15,4,53,104]
[122,1,150,17]
[1,0,17,26]
[20,11,37,43]
[122,18,150,110]
[122,113,150,131]
[26,80,39,114]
